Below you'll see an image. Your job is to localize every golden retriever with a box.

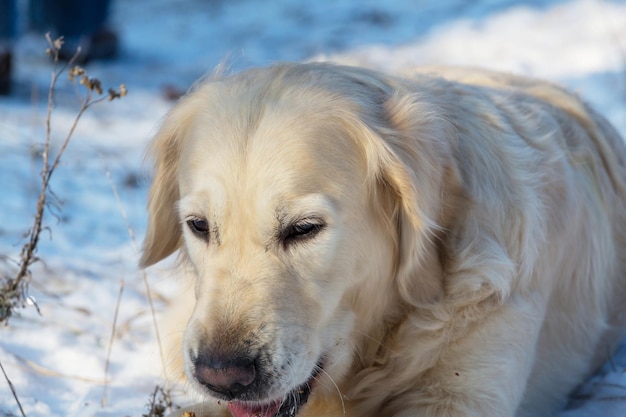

[141,63,626,417]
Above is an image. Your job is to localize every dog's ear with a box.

[140,100,197,268]
[360,80,517,311]
[384,95,461,307]
[346,75,464,306]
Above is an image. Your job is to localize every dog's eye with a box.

[282,219,324,245]
[186,217,210,239]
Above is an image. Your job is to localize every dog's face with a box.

[142,64,447,417]
[176,87,395,409]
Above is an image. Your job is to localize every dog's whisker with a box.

[318,367,346,417]
[352,329,398,355]
[349,341,367,368]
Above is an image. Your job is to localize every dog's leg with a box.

[387,292,546,417]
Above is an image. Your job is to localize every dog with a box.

[141,63,626,417]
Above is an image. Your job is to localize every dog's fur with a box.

[141,63,626,417]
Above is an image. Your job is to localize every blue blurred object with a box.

[29,0,111,38]
[0,0,16,44]
[30,0,117,62]
[0,0,118,94]
[0,0,15,94]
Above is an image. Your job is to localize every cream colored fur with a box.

[141,63,626,417]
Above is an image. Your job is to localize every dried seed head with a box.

[108,84,128,101]
[80,76,103,94]
[68,66,86,81]
[92,79,103,95]
[53,37,64,51]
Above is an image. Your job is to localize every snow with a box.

[1,0,626,416]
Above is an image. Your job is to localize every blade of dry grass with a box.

[9,352,104,383]
[102,274,124,407]
[100,155,171,407]
[0,356,26,417]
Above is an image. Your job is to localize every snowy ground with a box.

[1,0,626,416]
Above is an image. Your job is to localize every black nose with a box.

[193,352,257,399]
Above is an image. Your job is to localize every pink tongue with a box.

[227,401,282,417]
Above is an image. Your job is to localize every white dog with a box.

[141,63,626,417]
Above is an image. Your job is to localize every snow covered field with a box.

[1,0,626,416]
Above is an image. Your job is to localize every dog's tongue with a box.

[227,400,282,417]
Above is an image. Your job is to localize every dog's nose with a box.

[193,353,257,398]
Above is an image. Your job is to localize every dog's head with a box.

[141,63,457,417]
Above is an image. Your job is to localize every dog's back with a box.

[411,66,626,415]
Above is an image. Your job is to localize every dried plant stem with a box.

[102,275,124,407]
[100,157,171,406]
[0,356,26,417]
[13,62,94,294]
[140,270,169,391]
[1,34,126,324]
[10,352,103,383]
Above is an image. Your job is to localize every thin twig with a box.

[1,34,126,324]
[4,35,88,319]
[10,352,103,383]
[102,274,124,407]
[140,272,169,386]
[0,356,26,417]
[100,156,170,399]
[595,395,626,402]
[593,381,626,392]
